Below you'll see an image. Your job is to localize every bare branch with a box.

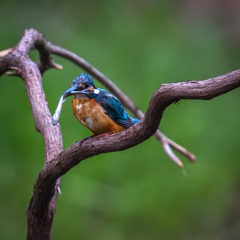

[0,29,63,240]
[38,69,240,184]
[35,41,63,74]
[46,44,196,166]
[6,66,22,77]
[159,133,196,162]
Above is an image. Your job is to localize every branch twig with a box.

[0,48,12,57]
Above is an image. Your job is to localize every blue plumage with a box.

[94,89,140,128]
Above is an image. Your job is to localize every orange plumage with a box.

[72,98,125,135]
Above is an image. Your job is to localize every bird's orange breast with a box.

[72,98,125,135]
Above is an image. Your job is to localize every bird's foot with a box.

[97,131,113,139]
[80,132,113,144]
[80,134,96,143]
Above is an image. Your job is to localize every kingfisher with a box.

[55,73,139,140]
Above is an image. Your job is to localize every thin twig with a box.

[0,48,12,58]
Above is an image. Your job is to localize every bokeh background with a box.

[1,0,240,239]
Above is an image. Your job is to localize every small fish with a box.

[52,95,66,125]
[52,87,100,125]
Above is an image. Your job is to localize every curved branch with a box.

[47,44,195,165]
[0,29,63,240]
[38,68,240,188]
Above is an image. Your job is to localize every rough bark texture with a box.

[1,29,240,239]
[0,29,63,240]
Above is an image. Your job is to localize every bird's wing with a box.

[97,90,138,129]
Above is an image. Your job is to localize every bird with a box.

[61,73,139,141]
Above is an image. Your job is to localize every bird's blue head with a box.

[62,73,98,98]
[72,73,96,89]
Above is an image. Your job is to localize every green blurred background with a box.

[1,0,240,239]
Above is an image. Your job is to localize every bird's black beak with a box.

[62,84,86,98]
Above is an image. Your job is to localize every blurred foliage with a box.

[1,0,240,239]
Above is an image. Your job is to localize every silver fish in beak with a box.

[52,85,99,125]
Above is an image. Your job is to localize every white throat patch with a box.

[94,89,100,94]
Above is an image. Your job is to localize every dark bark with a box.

[1,29,240,239]
[0,29,63,240]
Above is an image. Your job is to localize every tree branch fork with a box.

[1,29,240,240]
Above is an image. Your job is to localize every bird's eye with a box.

[85,83,90,88]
